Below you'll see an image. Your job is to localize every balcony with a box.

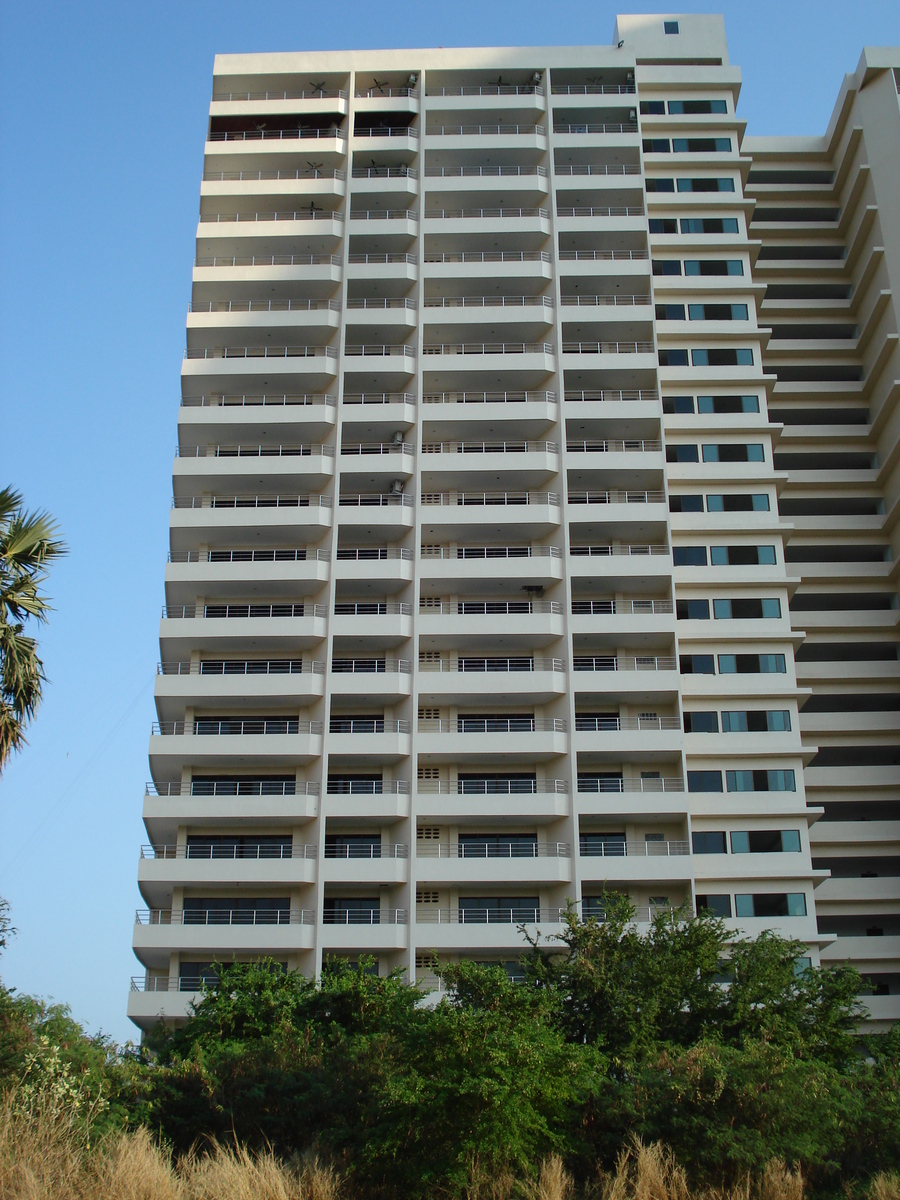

[415,778,569,823]
[339,441,415,482]
[330,658,412,701]
[321,843,409,885]
[418,599,564,648]
[419,545,562,589]
[421,389,557,436]
[422,295,555,341]
[155,658,326,719]
[142,779,320,845]
[138,842,318,904]
[182,344,339,390]
[149,716,324,774]
[133,906,317,964]
[422,206,551,251]
[201,165,347,203]
[341,391,417,429]
[420,439,558,487]
[346,251,417,284]
[165,547,330,604]
[569,596,674,638]
[196,208,344,254]
[319,908,409,952]
[337,493,414,537]
[334,546,414,590]
[424,249,552,287]
[422,341,555,388]
[193,252,343,294]
[159,601,328,657]
[327,716,411,762]
[331,601,413,646]
[177,393,337,442]
[325,778,410,821]
[417,656,566,705]
[343,344,416,387]
[414,906,565,952]
[419,491,560,540]
[416,716,567,763]
[424,122,547,159]
[173,442,335,494]
[566,488,667,534]
[416,842,572,885]
[127,979,198,1030]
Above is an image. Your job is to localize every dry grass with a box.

[592,1141,806,1200]
[869,1177,900,1200]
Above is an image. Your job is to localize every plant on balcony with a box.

[0,487,67,770]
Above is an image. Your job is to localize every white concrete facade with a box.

[129,15,899,1032]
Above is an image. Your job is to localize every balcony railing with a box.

[189,299,341,313]
[213,88,348,101]
[427,123,545,137]
[562,340,654,354]
[424,206,550,220]
[344,344,416,358]
[209,127,344,142]
[426,85,543,97]
[199,209,343,224]
[577,777,684,794]
[571,598,673,615]
[181,393,336,408]
[195,253,342,268]
[333,602,412,616]
[551,84,636,95]
[168,548,331,563]
[571,543,669,557]
[555,163,641,176]
[162,602,327,619]
[349,208,418,220]
[424,165,548,178]
[420,600,562,616]
[418,717,567,734]
[342,391,416,404]
[580,838,689,856]
[331,657,411,673]
[575,714,680,732]
[137,907,316,925]
[556,205,643,218]
[327,779,410,794]
[203,167,346,181]
[421,490,560,507]
[422,341,554,356]
[323,843,408,858]
[336,546,413,561]
[417,907,562,924]
[141,843,316,860]
[347,252,417,264]
[185,345,339,361]
[423,295,553,311]
[424,250,551,264]
[340,441,414,455]
[417,778,568,794]
[422,389,556,404]
[352,165,418,179]
[557,249,648,261]
[421,545,562,560]
[329,717,411,734]
[356,86,417,98]
[567,488,665,504]
[567,438,661,454]
[172,494,333,510]
[417,656,565,672]
[346,298,417,310]
[322,908,408,924]
[417,842,570,858]
[573,654,676,672]
[421,439,557,454]
[338,493,414,508]
[355,125,418,138]
[131,975,209,992]
[176,442,334,458]
[153,718,324,737]
[560,294,650,308]
[564,388,657,402]
[553,121,637,134]
[158,659,326,676]
[145,779,318,797]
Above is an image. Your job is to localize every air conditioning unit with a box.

[389,479,405,495]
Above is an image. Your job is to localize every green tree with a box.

[0,486,67,769]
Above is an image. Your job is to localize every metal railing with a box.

[327,779,409,794]
[181,393,335,408]
[158,659,325,676]
[560,294,650,308]
[131,976,210,992]
[419,717,566,734]
[356,85,417,98]
[162,602,327,619]
[557,249,649,261]
[141,843,316,860]
[567,438,660,454]
[417,907,562,924]
[355,125,418,138]
[352,165,417,179]
[580,905,681,923]
[420,545,561,560]
[571,598,673,615]
[573,655,677,672]
[420,600,561,616]
[424,250,551,264]
[136,907,316,925]
[422,389,556,404]
[577,777,685,794]
[555,163,641,175]
[336,546,413,560]
[417,656,565,673]
[331,657,411,673]
[417,842,570,858]
[342,391,416,404]
[168,548,330,563]
[152,718,324,736]
[580,838,688,856]
[322,908,408,924]
[562,340,654,354]
[564,388,657,402]
[426,85,543,97]
[570,543,669,557]
[423,295,553,310]
[421,439,557,454]
[345,297,417,310]
[347,252,417,264]
[333,602,412,616]
[340,441,414,455]
[145,779,318,797]
[551,83,635,95]
[203,167,346,181]
[557,205,643,218]
[208,127,345,142]
[417,778,568,795]
[427,122,545,137]
[199,209,343,224]
[424,206,550,220]
[422,341,554,356]
[329,718,411,734]
[185,345,339,361]
[195,253,341,268]
[338,493,414,508]
[424,165,547,178]
[554,121,637,134]
[213,88,347,101]
[323,843,408,858]
[349,208,417,220]
[189,299,341,314]
[575,714,680,732]
[344,344,416,358]
[567,488,665,505]
[172,494,332,510]
[176,443,334,458]
[420,490,559,507]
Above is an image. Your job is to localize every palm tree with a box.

[0,487,67,771]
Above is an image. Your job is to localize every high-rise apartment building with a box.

[129,14,900,1034]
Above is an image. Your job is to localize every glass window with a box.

[677,599,710,620]
[672,137,732,153]
[735,893,806,918]
[669,99,727,114]
[688,770,723,792]
[656,303,686,320]
[684,710,718,733]
[673,546,708,566]
[653,260,682,275]
[692,348,754,367]
[706,494,770,513]
[677,177,735,192]
[667,444,699,462]
[659,349,689,366]
[681,218,740,235]
[650,218,679,234]
[640,100,666,115]
[702,443,765,463]
[669,494,704,513]
[692,831,726,854]
[696,894,732,918]
[684,259,744,276]
[680,653,715,675]
[664,20,679,33]
[643,138,671,153]
[697,394,759,413]
[663,395,694,413]
[646,176,675,191]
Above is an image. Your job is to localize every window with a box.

[692,831,726,853]
[697,394,759,412]
[673,546,707,566]
[663,395,694,413]
[677,599,710,620]
[684,259,744,276]
[692,348,754,366]
[669,494,704,513]
[688,770,723,792]
[721,710,791,733]
[730,830,802,854]
[683,711,718,733]
[734,893,807,918]
[726,769,796,792]
[672,137,732,153]
[656,303,685,320]
[646,177,675,191]
[677,177,735,192]
[650,218,678,234]
[653,260,682,276]
[697,894,732,918]
[718,653,786,674]
[689,305,749,322]
[640,100,666,115]
[702,443,765,463]
[706,494,770,513]
[710,545,776,565]
[713,598,782,620]
[681,218,740,234]
[659,349,689,366]
[643,138,671,153]
[664,20,679,33]
[668,99,727,114]
[666,444,699,463]
[680,653,715,674]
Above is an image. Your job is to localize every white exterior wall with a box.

[129,15,897,1032]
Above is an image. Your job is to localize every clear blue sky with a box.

[1,0,898,1043]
